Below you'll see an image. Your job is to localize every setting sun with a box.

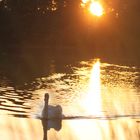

[89,1,103,16]
[82,0,90,4]
[81,0,104,17]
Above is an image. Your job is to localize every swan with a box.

[41,93,62,119]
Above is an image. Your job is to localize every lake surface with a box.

[0,51,140,140]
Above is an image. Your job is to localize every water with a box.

[0,52,140,140]
[0,54,140,118]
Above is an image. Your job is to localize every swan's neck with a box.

[42,101,48,118]
[44,102,48,109]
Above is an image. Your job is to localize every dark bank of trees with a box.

[0,0,86,50]
[0,0,140,61]
[0,0,80,14]
[0,0,140,13]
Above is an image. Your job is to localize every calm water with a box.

[0,53,140,119]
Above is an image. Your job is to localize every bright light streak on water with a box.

[81,59,103,116]
[0,59,140,119]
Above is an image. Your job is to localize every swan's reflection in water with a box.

[41,118,62,140]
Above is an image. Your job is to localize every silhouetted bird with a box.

[41,93,62,140]
[41,93,62,119]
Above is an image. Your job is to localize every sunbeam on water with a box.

[0,58,140,140]
[30,59,104,118]
[81,59,103,116]
[0,58,140,119]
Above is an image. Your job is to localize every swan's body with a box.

[48,105,62,119]
[41,93,62,119]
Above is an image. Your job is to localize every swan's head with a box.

[44,93,49,102]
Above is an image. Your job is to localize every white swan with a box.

[41,93,62,119]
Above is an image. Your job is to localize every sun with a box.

[89,1,103,17]
[81,0,104,17]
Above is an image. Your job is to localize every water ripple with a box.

[0,59,140,118]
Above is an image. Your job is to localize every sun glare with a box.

[81,0,104,17]
[89,1,103,16]
[82,0,90,4]
[82,59,103,116]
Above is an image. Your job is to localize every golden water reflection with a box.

[0,116,140,140]
[0,59,140,139]
[81,60,103,116]
[0,59,140,118]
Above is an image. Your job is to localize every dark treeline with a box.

[0,0,84,50]
[0,0,140,62]
[0,0,140,14]
[0,0,80,13]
